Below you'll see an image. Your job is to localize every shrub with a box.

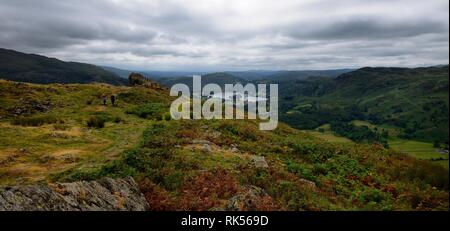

[405,161,449,190]
[163,170,185,191]
[142,122,178,147]
[50,159,138,182]
[291,141,341,163]
[275,180,308,210]
[87,115,106,128]
[218,121,259,141]
[126,103,167,120]
[175,169,241,210]
[86,99,94,105]
[53,123,70,131]
[11,115,57,127]
[358,188,390,204]
[113,116,122,123]
[138,179,176,211]
[286,161,316,182]
[161,112,172,121]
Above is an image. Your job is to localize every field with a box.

[389,139,449,168]
[352,120,402,137]
[306,131,353,144]
[308,121,449,168]
[352,120,448,168]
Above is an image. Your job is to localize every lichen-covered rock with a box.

[0,177,149,211]
[192,139,212,145]
[250,155,269,168]
[225,185,268,211]
[229,144,239,153]
[298,178,317,190]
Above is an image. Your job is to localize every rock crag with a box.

[0,177,149,211]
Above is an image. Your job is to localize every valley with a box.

[135,65,449,168]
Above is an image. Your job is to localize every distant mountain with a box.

[101,68,352,83]
[101,66,133,79]
[225,70,283,80]
[142,71,208,79]
[154,72,247,89]
[226,69,353,81]
[263,69,353,82]
[0,48,127,85]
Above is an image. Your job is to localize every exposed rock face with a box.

[0,177,149,211]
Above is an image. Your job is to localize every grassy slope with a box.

[0,80,169,185]
[332,67,448,139]
[0,80,448,211]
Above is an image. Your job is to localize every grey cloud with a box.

[0,0,448,71]
[287,17,448,40]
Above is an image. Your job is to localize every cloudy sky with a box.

[0,0,448,71]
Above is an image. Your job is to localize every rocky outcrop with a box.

[0,177,149,211]
[128,73,161,89]
[250,155,269,168]
[225,186,268,211]
[298,178,317,190]
[8,98,52,116]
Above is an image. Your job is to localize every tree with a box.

[433,141,441,149]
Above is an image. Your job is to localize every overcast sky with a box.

[0,0,448,71]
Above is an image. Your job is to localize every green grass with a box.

[349,122,448,167]
[53,118,449,211]
[278,66,449,143]
[351,120,447,166]
[352,120,402,136]
[389,138,449,168]
[309,122,448,168]
[0,80,169,185]
[306,130,353,144]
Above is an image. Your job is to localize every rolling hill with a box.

[101,66,133,79]
[224,69,353,81]
[261,69,353,82]
[279,66,449,143]
[0,48,127,85]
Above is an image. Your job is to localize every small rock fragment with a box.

[250,155,269,168]
[202,144,212,152]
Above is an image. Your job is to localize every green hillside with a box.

[0,80,447,211]
[0,48,127,85]
[263,69,353,82]
[279,66,449,144]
